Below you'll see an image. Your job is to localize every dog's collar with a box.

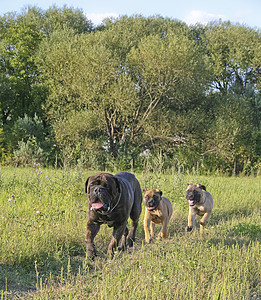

[92,189,122,216]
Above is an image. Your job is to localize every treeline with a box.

[0,6,261,174]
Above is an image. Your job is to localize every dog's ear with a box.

[155,189,162,196]
[113,176,121,195]
[142,188,148,193]
[85,177,90,194]
[198,184,206,191]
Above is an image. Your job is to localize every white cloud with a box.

[86,12,119,26]
[184,10,225,25]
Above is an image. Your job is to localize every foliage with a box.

[0,9,261,173]
[203,21,260,94]
[0,8,45,125]
[53,110,107,168]
[0,126,5,160]
[12,114,45,143]
[42,5,93,35]
[12,136,45,166]
[0,6,92,165]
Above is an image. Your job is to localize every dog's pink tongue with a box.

[188,200,194,205]
[148,206,156,211]
[92,202,104,209]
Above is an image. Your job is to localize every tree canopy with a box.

[0,7,261,174]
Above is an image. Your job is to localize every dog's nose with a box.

[94,187,101,194]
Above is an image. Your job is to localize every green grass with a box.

[0,166,260,299]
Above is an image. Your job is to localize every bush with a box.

[12,136,45,166]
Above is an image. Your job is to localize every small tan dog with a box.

[185,184,213,233]
[143,189,173,243]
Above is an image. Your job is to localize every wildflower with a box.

[36,211,40,214]
[8,194,14,202]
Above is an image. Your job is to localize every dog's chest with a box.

[94,213,120,227]
[150,210,163,223]
[193,205,206,216]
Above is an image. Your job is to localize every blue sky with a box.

[0,0,261,29]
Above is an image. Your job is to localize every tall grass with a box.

[0,166,260,299]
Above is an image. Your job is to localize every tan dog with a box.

[143,189,173,243]
[185,184,213,233]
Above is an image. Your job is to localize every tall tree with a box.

[0,8,44,124]
[204,21,261,94]
[36,17,209,159]
[195,21,261,172]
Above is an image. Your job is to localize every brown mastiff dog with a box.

[85,172,142,258]
[185,184,213,233]
[143,189,173,243]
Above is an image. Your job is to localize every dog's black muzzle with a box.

[186,191,201,206]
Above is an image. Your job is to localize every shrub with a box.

[12,136,45,166]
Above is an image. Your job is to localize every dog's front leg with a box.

[119,226,129,250]
[200,212,212,232]
[127,218,138,247]
[107,222,127,258]
[159,219,168,240]
[150,222,155,239]
[86,222,100,259]
[144,212,152,243]
[186,209,196,232]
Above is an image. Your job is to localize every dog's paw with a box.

[145,238,152,243]
[86,242,97,260]
[158,233,164,241]
[185,226,193,232]
[86,250,96,260]
[126,237,134,247]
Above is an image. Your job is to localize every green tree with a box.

[37,28,139,157]
[0,6,93,161]
[36,17,209,163]
[204,21,261,94]
[43,5,93,34]
[186,21,261,173]
[126,31,209,150]
[0,8,44,124]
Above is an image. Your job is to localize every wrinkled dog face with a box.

[186,184,205,206]
[86,174,118,212]
[144,189,162,211]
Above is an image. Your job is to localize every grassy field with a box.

[0,166,260,299]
